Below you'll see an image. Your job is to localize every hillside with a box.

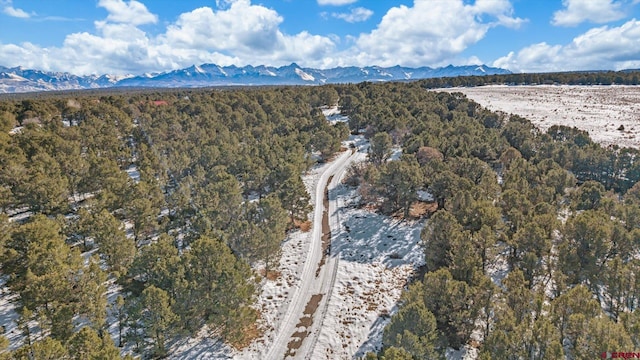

[1,81,640,359]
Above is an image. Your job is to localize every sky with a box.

[1,0,640,75]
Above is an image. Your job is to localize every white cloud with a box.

[552,0,627,26]
[331,7,373,23]
[2,0,30,18]
[317,0,358,5]
[2,0,83,21]
[163,3,284,54]
[0,0,336,75]
[494,19,640,72]
[161,1,335,64]
[3,6,28,18]
[342,0,525,68]
[98,0,157,25]
[465,56,484,66]
[0,0,536,75]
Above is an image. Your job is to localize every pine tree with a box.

[4,215,85,341]
[140,286,178,357]
[369,132,392,166]
[278,175,311,226]
[112,295,126,347]
[421,269,479,349]
[181,236,256,343]
[422,210,463,272]
[129,233,182,296]
[13,337,69,360]
[92,209,135,275]
[383,301,443,359]
[67,326,121,360]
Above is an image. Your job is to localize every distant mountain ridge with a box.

[0,63,511,93]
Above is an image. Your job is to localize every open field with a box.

[439,85,640,148]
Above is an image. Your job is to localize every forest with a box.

[338,82,640,359]
[0,73,640,359]
[0,87,347,358]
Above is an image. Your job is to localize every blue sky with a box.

[1,0,640,75]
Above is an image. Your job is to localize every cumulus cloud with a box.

[494,19,640,72]
[0,0,336,75]
[331,7,373,23]
[0,0,534,75]
[317,0,358,5]
[343,0,525,67]
[163,3,283,54]
[3,6,28,18]
[161,1,334,64]
[2,0,30,18]
[552,0,628,26]
[98,0,157,25]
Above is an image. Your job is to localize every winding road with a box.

[265,147,360,360]
[302,147,363,360]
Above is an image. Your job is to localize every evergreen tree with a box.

[369,132,393,165]
[383,301,443,359]
[560,210,614,290]
[20,152,70,214]
[140,286,178,357]
[278,175,311,226]
[13,337,69,360]
[377,159,422,218]
[67,326,121,360]
[129,234,182,297]
[3,215,85,341]
[421,269,479,349]
[180,236,256,343]
[91,209,135,275]
[422,210,463,273]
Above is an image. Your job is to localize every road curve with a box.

[301,148,362,360]
[265,149,355,360]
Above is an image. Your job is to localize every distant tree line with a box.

[418,69,640,88]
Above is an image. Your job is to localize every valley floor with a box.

[439,85,640,149]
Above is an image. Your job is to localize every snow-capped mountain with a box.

[0,63,511,93]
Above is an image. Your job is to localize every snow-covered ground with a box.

[438,85,640,148]
[264,147,358,360]
[170,110,427,360]
[0,277,24,351]
[237,155,349,360]
[125,165,140,183]
[169,147,357,360]
[261,135,425,360]
[322,106,349,123]
[312,187,425,359]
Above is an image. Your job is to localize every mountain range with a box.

[0,63,511,93]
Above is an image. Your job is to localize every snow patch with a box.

[417,190,434,202]
[315,191,426,359]
[125,165,140,183]
[0,276,24,350]
[193,65,205,74]
[295,68,315,82]
[8,126,23,135]
[440,85,640,148]
[321,106,349,123]
[388,147,402,161]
